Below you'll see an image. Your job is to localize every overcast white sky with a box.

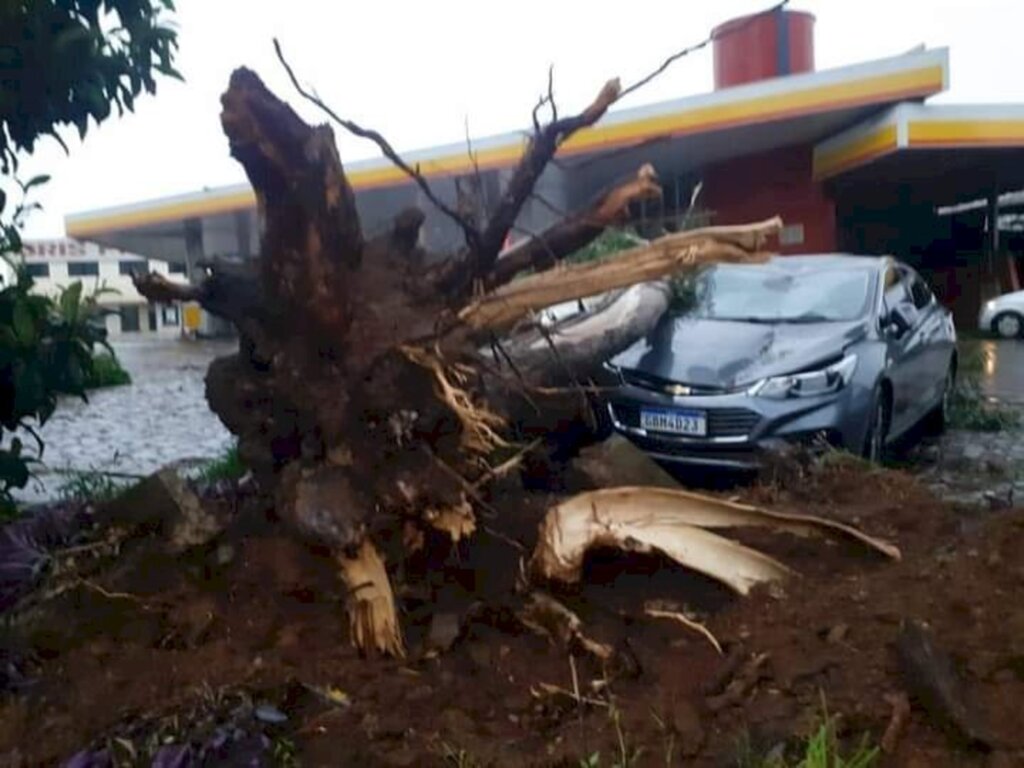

[16,0,1024,237]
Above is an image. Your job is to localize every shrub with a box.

[564,228,646,266]
[85,351,132,389]
[0,254,116,515]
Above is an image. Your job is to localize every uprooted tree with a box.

[133,46,783,658]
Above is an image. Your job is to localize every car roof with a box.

[762,254,887,271]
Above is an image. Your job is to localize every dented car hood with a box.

[610,315,869,389]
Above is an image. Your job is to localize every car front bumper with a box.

[605,383,872,469]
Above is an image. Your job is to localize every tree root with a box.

[644,603,723,655]
[401,345,508,454]
[518,592,614,663]
[881,691,911,754]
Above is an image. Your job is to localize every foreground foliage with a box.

[0,0,178,514]
[0,262,116,514]
[0,0,179,171]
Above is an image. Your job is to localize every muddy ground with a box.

[1,456,1023,767]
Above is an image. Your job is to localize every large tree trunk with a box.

[135,66,780,656]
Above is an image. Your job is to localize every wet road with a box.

[12,338,236,502]
[975,339,1024,404]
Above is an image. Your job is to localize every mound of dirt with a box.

[1,461,1022,766]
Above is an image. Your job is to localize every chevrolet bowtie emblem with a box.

[667,384,692,396]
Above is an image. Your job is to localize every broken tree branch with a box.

[132,272,202,304]
[487,164,662,289]
[471,77,623,281]
[273,39,481,253]
[461,218,782,333]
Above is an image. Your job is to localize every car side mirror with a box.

[885,303,916,337]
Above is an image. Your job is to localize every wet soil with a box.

[2,460,1023,766]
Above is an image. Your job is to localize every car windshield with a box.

[682,264,874,323]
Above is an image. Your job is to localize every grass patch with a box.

[736,708,879,768]
[950,343,1020,432]
[58,468,131,504]
[84,351,132,389]
[197,443,246,483]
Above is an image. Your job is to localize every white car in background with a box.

[980,290,1024,338]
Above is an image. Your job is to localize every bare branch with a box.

[464,117,483,190]
[133,272,202,304]
[273,39,481,253]
[620,0,790,100]
[472,77,623,283]
[546,64,557,123]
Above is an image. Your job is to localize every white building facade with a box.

[18,239,189,337]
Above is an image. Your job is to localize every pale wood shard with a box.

[337,540,405,658]
[531,496,794,595]
[459,217,782,332]
[424,495,476,543]
[545,486,902,560]
[530,485,900,597]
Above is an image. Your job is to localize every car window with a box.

[909,274,933,310]
[684,265,873,322]
[883,276,911,314]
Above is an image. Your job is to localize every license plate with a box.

[640,407,707,436]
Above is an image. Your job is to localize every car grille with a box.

[620,369,726,396]
[610,403,761,439]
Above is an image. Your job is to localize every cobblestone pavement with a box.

[907,424,1024,509]
[12,338,236,502]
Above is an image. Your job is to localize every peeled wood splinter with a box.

[338,541,405,658]
[531,486,900,595]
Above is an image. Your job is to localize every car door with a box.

[906,267,954,408]
[880,266,927,437]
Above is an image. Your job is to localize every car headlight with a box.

[748,354,858,399]
[985,300,997,312]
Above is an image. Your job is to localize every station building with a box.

[65,9,1024,329]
